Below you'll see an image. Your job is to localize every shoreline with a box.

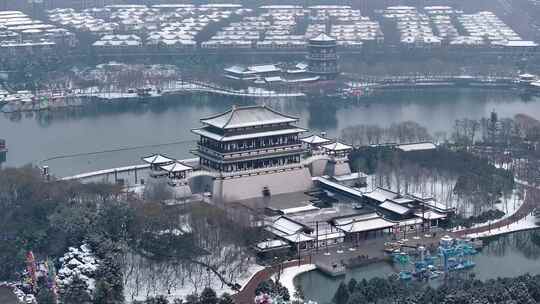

[466,214,539,239]
[274,264,317,301]
[1,76,533,114]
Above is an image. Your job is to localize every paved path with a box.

[456,185,539,237]
[233,257,311,304]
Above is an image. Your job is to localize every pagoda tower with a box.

[307,33,339,80]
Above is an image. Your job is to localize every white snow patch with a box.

[452,188,525,232]
[57,244,99,296]
[124,249,264,303]
[273,264,316,301]
[466,214,539,238]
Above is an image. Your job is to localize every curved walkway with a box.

[455,185,539,237]
[233,257,310,304]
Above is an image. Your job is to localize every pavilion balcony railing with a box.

[219,162,304,178]
[307,54,338,60]
[195,147,304,164]
[196,142,303,158]
[149,170,169,178]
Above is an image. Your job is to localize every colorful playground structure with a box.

[392,235,478,281]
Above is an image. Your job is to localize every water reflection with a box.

[482,229,540,260]
[308,101,338,131]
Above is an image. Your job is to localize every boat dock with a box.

[315,259,346,277]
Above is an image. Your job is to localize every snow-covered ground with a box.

[452,189,524,232]
[466,214,538,238]
[365,170,524,220]
[123,251,264,303]
[272,264,316,301]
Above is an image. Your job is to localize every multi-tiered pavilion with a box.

[307,33,339,80]
[192,105,313,202]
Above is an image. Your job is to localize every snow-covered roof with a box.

[280,232,314,243]
[397,217,424,226]
[200,105,298,129]
[379,200,411,215]
[397,142,437,152]
[152,4,195,9]
[310,32,336,42]
[332,172,367,182]
[301,134,331,145]
[281,204,320,215]
[160,161,192,173]
[414,210,447,220]
[503,40,538,47]
[200,3,242,8]
[363,188,399,203]
[317,231,345,241]
[192,126,306,142]
[256,239,290,250]
[392,197,415,204]
[142,154,174,165]
[265,216,314,243]
[249,64,280,73]
[334,214,395,233]
[519,73,536,79]
[333,212,379,226]
[224,65,246,74]
[270,216,305,235]
[265,76,283,82]
[530,81,540,88]
[296,62,308,69]
[322,141,352,151]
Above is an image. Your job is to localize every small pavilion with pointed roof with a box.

[160,161,193,181]
[301,134,331,144]
[322,141,353,157]
[142,154,175,178]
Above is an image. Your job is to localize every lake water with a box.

[1,89,540,176]
[296,230,540,304]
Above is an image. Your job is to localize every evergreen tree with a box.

[346,291,366,304]
[36,287,56,304]
[255,280,272,295]
[145,295,169,304]
[60,275,92,304]
[333,282,350,304]
[218,293,234,304]
[347,278,357,293]
[92,255,124,304]
[184,293,199,304]
[200,287,218,304]
[36,277,56,304]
